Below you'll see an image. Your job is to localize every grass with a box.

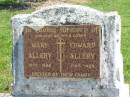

[0,0,130,92]
[0,10,12,92]
[0,9,34,92]
[65,0,89,4]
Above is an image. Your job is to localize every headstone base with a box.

[11,86,129,97]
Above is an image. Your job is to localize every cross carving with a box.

[56,37,65,73]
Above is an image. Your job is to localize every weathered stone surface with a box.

[11,4,129,97]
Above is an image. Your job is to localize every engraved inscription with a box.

[24,25,101,78]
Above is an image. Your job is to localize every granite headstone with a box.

[11,4,129,97]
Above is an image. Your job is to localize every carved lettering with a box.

[28,52,51,60]
[74,73,90,77]
[29,63,51,68]
[70,53,95,59]
[70,63,95,69]
[84,64,95,69]
[61,73,73,77]
[37,27,57,33]
[31,42,48,48]
[70,42,96,48]
[70,63,81,68]
[31,72,58,77]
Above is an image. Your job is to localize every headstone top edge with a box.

[32,4,104,14]
[11,4,105,19]
[11,14,30,21]
[11,4,120,21]
[105,11,120,17]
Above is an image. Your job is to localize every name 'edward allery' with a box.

[70,53,95,60]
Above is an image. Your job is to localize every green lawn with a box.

[0,0,130,92]
[0,10,12,92]
[0,9,34,92]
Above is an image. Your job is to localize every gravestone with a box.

[11,4,129,97]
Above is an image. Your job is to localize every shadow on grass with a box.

[0,1,31,10]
